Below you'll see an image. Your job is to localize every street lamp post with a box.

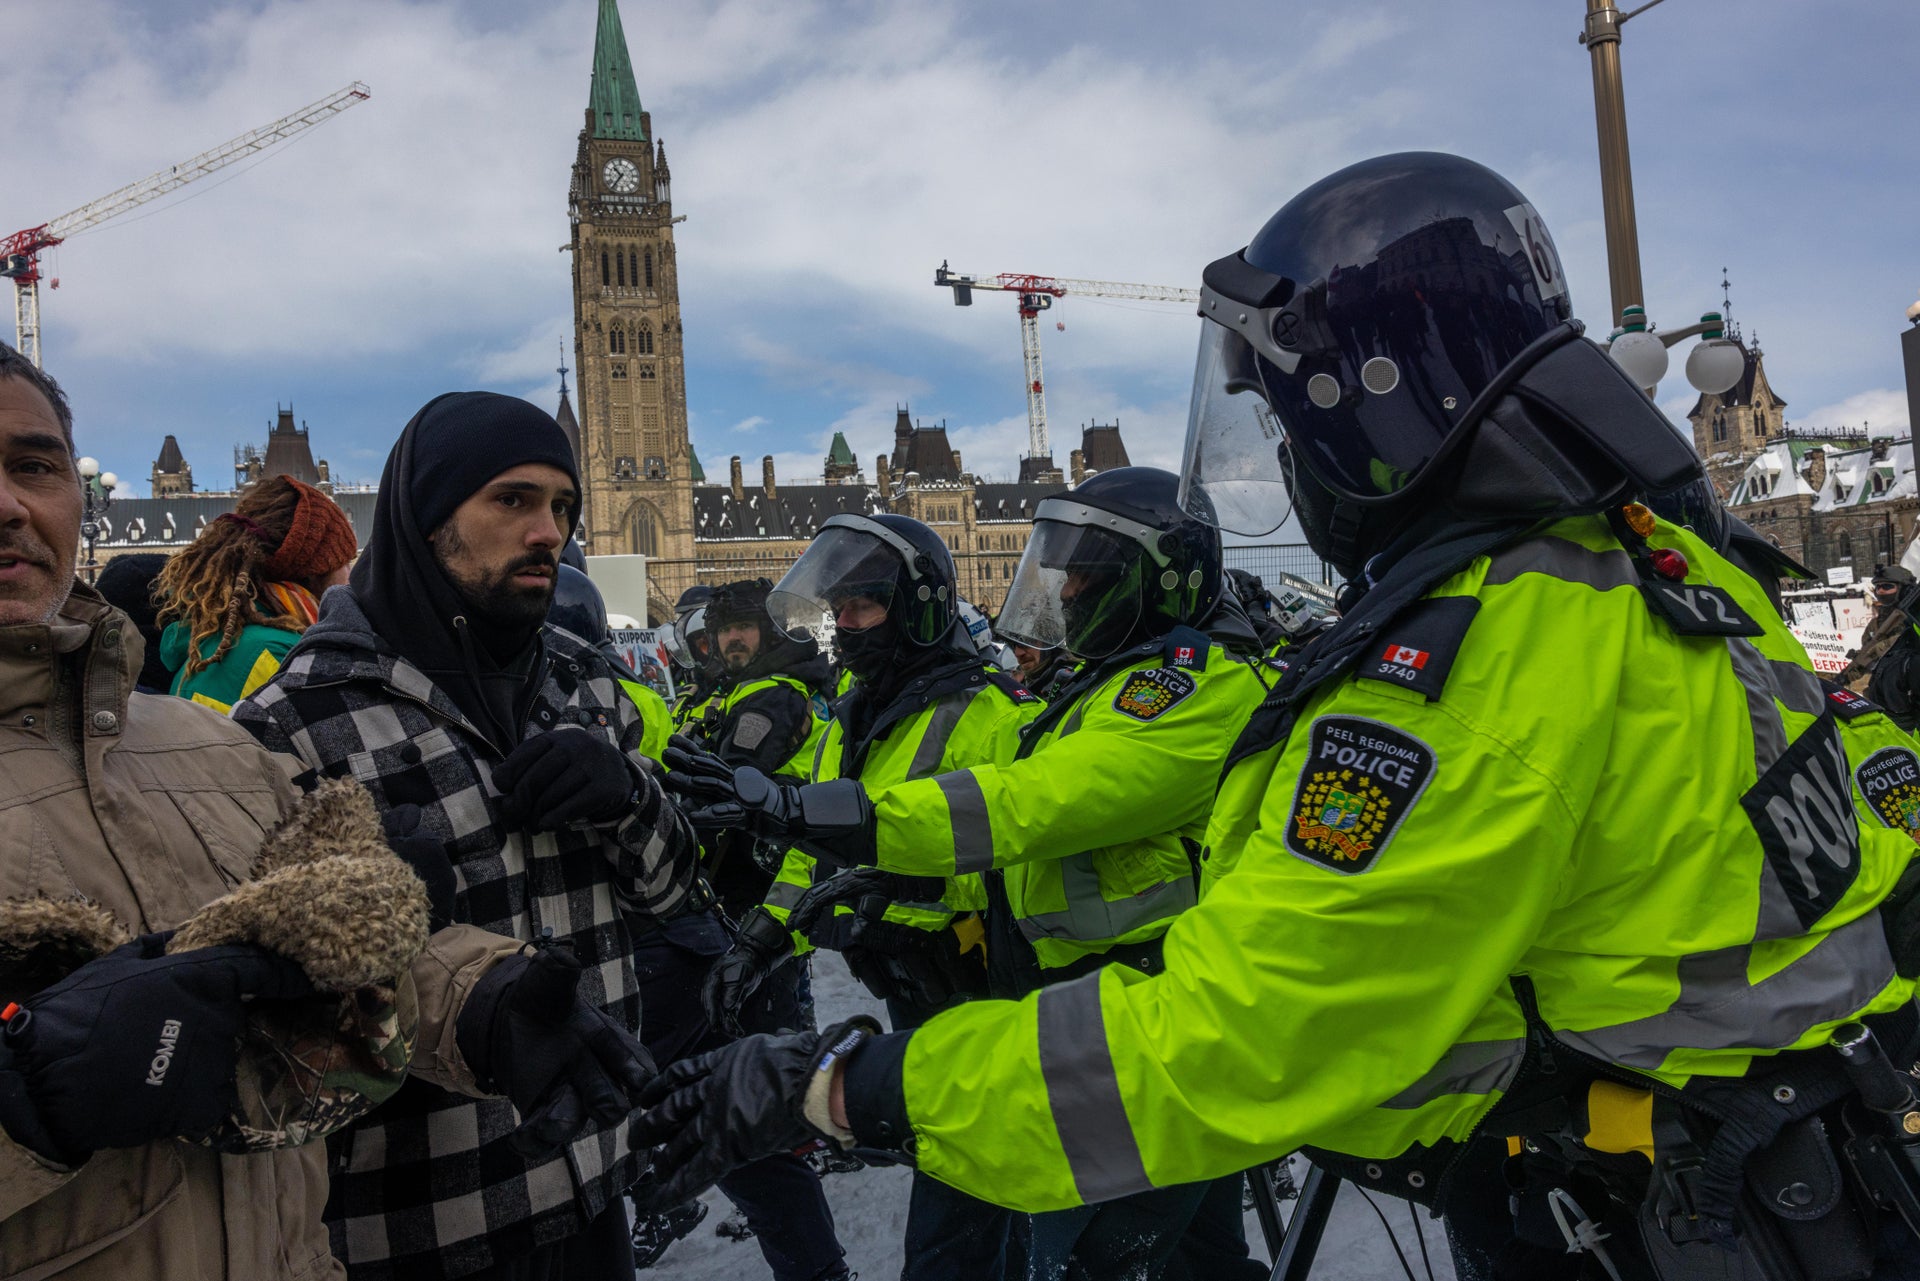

[75,456,117,584]
[1580,0,1657,329]
[1578,0,1744,403]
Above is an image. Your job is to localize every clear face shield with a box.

[998,506,1157,660]
[664,605,710,672]
[765,524,903,655]
[1177,318,1296,537]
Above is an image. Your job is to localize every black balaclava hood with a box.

[351,391,583,750]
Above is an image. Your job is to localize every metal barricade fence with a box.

[1223,544,1335,588]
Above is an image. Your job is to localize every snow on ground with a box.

[647,952,1456,1280]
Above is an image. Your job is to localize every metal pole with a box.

[1900,321,1920,565]
[1583,0,1645,328]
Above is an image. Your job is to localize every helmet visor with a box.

[666,605,709,671]
[766,525,901,647]
[999,518,1144,660]
[1178,319,1295,536]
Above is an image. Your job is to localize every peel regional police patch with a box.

[1112,668,1196,722]
[1285,716,1435,874]
[1856,746,1920,843]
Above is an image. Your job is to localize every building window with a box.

[616,252,626,288]
[609,326,625,355]
[1711,414,1727,443]
[638,325,655,356]
[645,249,655,288]
[1837,530,1853,563]
[610,363,627,380]
[600,252,609,287]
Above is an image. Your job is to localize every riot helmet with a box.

[1180,151,1701,577]
[958,598,1019,672]
[999,466,1221,660]
[766,514,957,680]
[663,583,716,674]
[548,564,610,645]
[1646,474,1732,555]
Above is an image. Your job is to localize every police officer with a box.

[663,467,1271,1279]
[691,577,834,920]
[665,584,724,729]
[687,513,1042,1280]
[633,154,1920,1281]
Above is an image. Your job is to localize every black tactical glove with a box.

[493,729,652,831]
[702,908,794,1040]
[630,1016,880,1209]
[660,735,741,826]
[788,869,948,939]
[0,935,313,1166]
[456,938,657,1159]
[665,757,877,867]
[381,802,459,931]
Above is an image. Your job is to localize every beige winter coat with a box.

[0,586,519,1281]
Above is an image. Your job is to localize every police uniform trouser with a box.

[885,996,1016,1281]
[633,913,846,1281]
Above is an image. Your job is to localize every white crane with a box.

[1,81,372,367]
[934,261,1198,462]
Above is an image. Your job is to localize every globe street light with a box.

[75,457,116,583]
[1601,306,1746,397]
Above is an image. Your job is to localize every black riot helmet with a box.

[766,514,958,678]
[663,583,716,673]
[1181,151,1702,577]
[548,563,610,645]
[999,466,1222,661]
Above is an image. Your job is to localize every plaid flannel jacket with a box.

[232,592,695,1280]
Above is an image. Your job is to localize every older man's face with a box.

[0,379,80,626]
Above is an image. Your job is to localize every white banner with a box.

[1788,624,1863,676]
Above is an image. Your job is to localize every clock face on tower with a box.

[602,157,640,194]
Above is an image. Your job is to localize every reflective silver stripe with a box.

[1558,913,1898,1070]
[1484,538,1637,591]
[1379,1039,1526,1110]
[1017,854,1197,944]
[1727,638,1789,775]
[934,770,995,873]
[907,691,973,781]
[1767,657,1826,717]
[1036,972,1154,1203]
[765,879,806,910]
[1057,697,1089,740]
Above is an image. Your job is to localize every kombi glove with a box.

[0,934,312,1166]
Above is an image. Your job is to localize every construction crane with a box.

[934,261,1198,463]
[1,80,372,367]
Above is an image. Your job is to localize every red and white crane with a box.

[1,81,372,367]
[934,261,1198,462]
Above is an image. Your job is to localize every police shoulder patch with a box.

[1285,716,1436,874]
[1825,684,1880,720]
[1856,745,1920,844]
[1356,597,1479,702]
[732,710,775,750]
[1112,667,1197,722]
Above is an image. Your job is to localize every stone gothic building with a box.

[1688,335,1918,581]
[566,0,1101,618]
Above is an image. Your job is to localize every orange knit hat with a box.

[260,478,357,582]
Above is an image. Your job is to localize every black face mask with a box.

[835,616,902,681]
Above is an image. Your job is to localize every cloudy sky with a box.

[7,0,1917,499]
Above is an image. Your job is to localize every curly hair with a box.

[155,477,310,679]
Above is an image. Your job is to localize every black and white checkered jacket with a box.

[232,590,695,1280]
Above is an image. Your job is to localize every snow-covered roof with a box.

[1727,434,1912,513]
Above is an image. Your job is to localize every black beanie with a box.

[405,392,582,537]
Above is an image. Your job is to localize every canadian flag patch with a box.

[1174,646,1196,666]
[1383,643,1429,669]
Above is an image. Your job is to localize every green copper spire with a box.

[689,444,706,483]
[826,431,856,467]
[589,0,647,141]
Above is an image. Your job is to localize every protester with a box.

[233,391,697,1281]
[0,343,364,1281]
[154,475,356,712]
[92,550,172,693]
